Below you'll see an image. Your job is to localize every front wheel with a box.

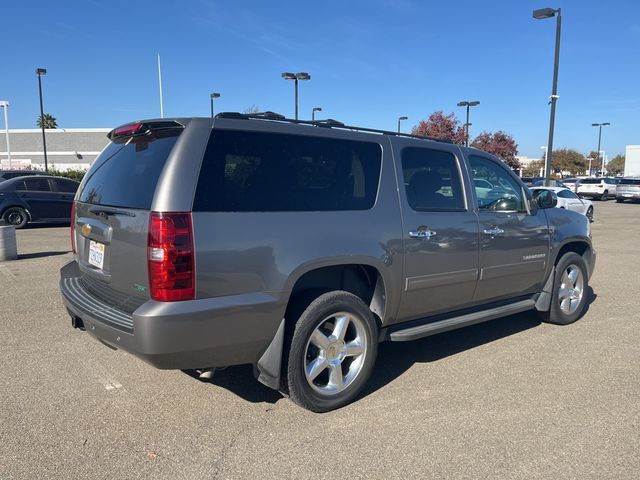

[285,291,378,412]
[586,206,594,222]
[540,252,589,325]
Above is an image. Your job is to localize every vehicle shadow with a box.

[182,365,282,405]
[19,251,69,260]
[181,288,597,407]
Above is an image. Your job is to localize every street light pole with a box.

[592,122,610,176]
[36,68,48,173]
[457,101,480,147]
[397,116,408,133]
[312,107,322,121]
[0,101,10,169]
[210,93,221,118]
[533,7,562,186]
[282,72,310,120]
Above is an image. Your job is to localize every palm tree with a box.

[37,113,58,129]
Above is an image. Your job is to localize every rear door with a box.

[394,144,479,321]
[557,189,586,214]
[74,124,185,312]
[468,154,549,303]
[20,177,57,221]
[49,178,78,219]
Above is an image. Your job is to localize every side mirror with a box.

[533,189,558,209]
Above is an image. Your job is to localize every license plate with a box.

[88,240,105,269]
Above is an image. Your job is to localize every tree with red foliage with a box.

[471,131,520,170]
[411,111,466,145]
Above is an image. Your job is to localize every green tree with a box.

[550,148,586,176]
[522,159,545,177]
[606,154,625,176]
[37,113,58,129]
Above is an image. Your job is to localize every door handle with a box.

[483,226,505,236]
[409,227,437,239]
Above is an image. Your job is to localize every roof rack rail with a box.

[214,112,452,144]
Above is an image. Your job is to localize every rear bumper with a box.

[59,261,285,369]
[616,192,640,200]
[578,191,604,198]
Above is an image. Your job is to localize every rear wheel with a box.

[284,291,378,412]
[2,207,28,229]
[616,198,624,203]
[601,191,609,201]
[586,206,594,222]
[540,252,589,325]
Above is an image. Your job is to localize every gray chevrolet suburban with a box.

[60,113,596,412]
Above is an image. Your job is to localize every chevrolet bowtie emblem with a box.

[81,224,92,237]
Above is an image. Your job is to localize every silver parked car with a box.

[60,113,596,412]
[616,178,640,203]
[531,186,594,222]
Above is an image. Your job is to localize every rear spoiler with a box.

[107,120,184,140]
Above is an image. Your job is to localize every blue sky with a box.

[1,0,638,158]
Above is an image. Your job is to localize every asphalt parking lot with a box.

[1,202,639,480]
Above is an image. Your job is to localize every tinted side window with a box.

[24,178,51,192]
[400,147,465,211]
[469,155,525,212]
[193,130,382,212]
[53,179,79,193]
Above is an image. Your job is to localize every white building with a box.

[624,145,640,177]
[0,128,110,171]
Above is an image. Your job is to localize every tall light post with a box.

[312,107,322,121]
[397,116,408,133]
[541,146,548,177]
[592,122,610,176]
[0,101,10,169]
[36,68,49,172]
[282,72,310,120]
[600,150,606,176]
[210,92,221,118]
[457,101,480,147]
[533,7,562,186]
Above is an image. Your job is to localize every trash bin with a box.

[0,220,18,261]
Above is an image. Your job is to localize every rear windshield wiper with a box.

[88,207,136,218]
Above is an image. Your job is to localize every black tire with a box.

[2,207,28,229]
[586,206,594,222]
[616,198,624,203]
[284,290,378,412]
[601,191,609,201]
[540,252,589,325]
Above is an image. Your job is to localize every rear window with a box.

[579,178,601,184]
[79,129,181,209]
[620,178,640,185]
[24,178,51,191]
[193,129,382,212]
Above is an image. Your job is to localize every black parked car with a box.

[0,175,79,228]
[0,169,47,182]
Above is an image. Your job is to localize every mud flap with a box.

[535,266,556,312]
[254,318,285,390]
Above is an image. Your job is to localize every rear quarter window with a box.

[193,130,382,212]
[79,129,181,209]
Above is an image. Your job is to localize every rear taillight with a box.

[70,201,77,254]
[148,212,195,301]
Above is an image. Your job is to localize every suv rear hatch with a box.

[578,178,603,194]
[73,121,186,313]
[617,178,640,195]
